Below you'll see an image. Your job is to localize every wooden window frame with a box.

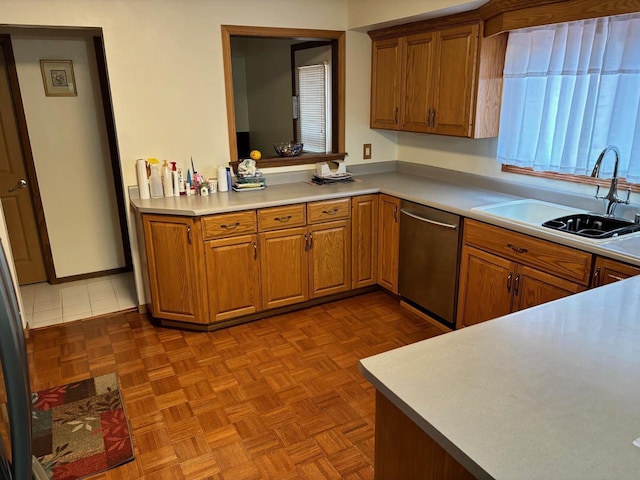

[502,165,640,194]
[221,25,346,170]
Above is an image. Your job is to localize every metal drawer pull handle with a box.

[187,225,192,245]
[221,222,240,229]
[507,243,528,254]
[275,215,292,222]
[506,272,513,292]
[322,208,339,215]
[253,242,257,259]
[514,274,520,295]
[400,209,458,229]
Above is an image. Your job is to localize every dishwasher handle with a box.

[400,209,458,229]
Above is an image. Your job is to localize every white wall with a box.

[10,35,125,278]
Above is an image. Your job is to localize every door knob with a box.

[8,179,27,192]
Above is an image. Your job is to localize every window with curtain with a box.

[297,62,332,153]
[497,13,640,183]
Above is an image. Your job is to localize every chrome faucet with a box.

[590,145,630,216]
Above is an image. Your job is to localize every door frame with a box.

[0,32,132,285]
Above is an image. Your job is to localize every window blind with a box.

[297,63,331,153]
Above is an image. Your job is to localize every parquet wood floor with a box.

[26,291,443,479]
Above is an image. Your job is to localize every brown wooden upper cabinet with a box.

[370,22,506,138]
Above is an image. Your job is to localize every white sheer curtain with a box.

[497,13,640,182]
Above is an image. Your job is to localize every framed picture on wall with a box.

[40,60,77,97]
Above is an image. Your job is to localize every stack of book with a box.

[233,173,266,191]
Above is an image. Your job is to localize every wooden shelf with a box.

[229,152,347,170]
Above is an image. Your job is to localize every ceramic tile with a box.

[63,303,92,317]
[89,289,117,303]
[62,312,93,323]
[33,298,62,313]
[87,280,113,292]
[90,298,119,312]
[31,307,63,325]
[20,273,135,328]
[61,291,90,306]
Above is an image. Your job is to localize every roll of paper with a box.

[136,159,150,199]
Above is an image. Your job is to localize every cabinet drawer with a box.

[258,204,306,232]
[463,219,592,286]
[202,210,256,239]
[307,198,351,224]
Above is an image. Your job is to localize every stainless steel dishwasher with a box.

[399,200,462,329]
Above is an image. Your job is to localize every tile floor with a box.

[20,272,138,329]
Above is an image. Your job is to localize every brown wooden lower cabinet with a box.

[309,219,351,297]
[592,256,640,287]
[374,391,476,480]
[457,220,591,328]
[378,194,400,293]
[259,227,309,310]
[142,214,208,324]
[204,234,260,321]
[351,194,378,288]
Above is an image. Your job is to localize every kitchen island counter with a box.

[359,274,640,479]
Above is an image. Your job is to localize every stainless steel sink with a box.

[542,214,640,239]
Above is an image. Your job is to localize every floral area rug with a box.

[31,373,134,480]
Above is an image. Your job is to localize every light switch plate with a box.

[363,143,372,160]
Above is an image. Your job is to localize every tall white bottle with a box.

[217,165,228,192]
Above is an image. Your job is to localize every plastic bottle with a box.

[217,165,228,192]
[161,160,173,197]
[149,165,163,198]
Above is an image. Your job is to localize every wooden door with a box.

[205,234,260,322]
[512,265,585,312]
[143,215,207,323]
[351,194,378,288]
[377,194,400,294]
[431,23,479,137]
[400,32,435,133]
[592,256,640,287]
[259,227,308,309]
[370,37,402,129]
[309,220,351,298]
[0,40,46,285]
[456,245,513,328]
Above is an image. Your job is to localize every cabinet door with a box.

[205,234,260,322]
[456,245,513,328]
[309,220,351,298]
[512,265,585,312]
[400,32,435,133]
[432,23,479,137]
[371,38,402,129]
[352,194,378,288]
[259,227,308,309]
[592,256,640,287]
[143,215,207,323]
[377,194,400,294]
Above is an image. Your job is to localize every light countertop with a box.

[359,275,640,479]
[130,170,640,266]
